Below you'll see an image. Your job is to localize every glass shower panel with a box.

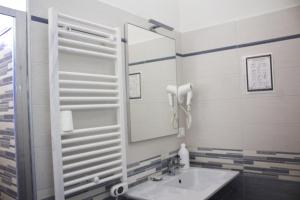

[0,14,18,200]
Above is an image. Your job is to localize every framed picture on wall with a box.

[129,73,141,99]
[246,54,273,92]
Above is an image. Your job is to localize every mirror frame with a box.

[124,22,179,143]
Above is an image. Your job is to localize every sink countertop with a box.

[126,167,239,200]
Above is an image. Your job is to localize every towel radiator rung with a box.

[62,125,120,136]
[62,139,121,153]
[59,80,118,87]
[59,71,118,81]
[62,146,121,162]
[60,104,119,110]
[59,45,117,59]
[60,96,119,103]
[61,132,120,144]
[63,159,122,179]
[59,88,119,94]
[58,29,116,47]
[63,152,122,170]
[59,38,116,54]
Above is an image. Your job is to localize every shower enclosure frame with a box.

[0,5,33,200]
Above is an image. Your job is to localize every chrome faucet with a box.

[167,155,185,176]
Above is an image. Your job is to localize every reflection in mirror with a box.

[126,23,178,142]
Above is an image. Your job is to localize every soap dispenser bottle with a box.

[178,143,190,169]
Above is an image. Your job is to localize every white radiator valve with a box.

[110,182,128,197]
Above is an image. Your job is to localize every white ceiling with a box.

[98,0,300,32]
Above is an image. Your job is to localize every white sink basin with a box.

[126,167,239,200]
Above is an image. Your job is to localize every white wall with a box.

[180,5,300,152]
[97,0,180,29]
[178,0,300,32]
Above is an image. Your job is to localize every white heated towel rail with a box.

[48,8,127,199]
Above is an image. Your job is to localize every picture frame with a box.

[246,54,273,92]
[129,72,142,99]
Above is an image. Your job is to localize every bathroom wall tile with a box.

[126,151,177,187]
[30,22,49,64]
[180,21,237,54]
[189,75,242,102]
[190,147,300,184]
[273,39,300,69]
[240,96,300,125]
[236,5,300,44]
[277,67,300,96]
[190,147,244,171]
[186,123,243,151]
[34,147,53,191]
[32,105,51,135]
[0,29,17,199]
[30,63,50,106]
[181,49,240,80]
[32,131,51,149]
[192,100,243,128]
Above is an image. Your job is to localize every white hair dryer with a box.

[166,85,178,129]
[166,83,193,130]
[178,83,193,129]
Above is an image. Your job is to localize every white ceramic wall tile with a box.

[180,21,237,54]
[189,75,242,102]
[34,147,53,191]
[240,96,300,125]
[181,49,240,81]
[236,5,300,44]
[277,67,300,96]
[32,105,51,135]
[180,5,300,154]
[30,63,50,106]
[30,22,49,64]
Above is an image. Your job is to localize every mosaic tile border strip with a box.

[127,150,178,188]
[190,147,300,182]
[0,28,17,200]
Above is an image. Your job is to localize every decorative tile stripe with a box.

[127,150,177,187]
[0,28,17,200]
[180,33,300,58]
[190,147,300,182]
[128,56,176,66]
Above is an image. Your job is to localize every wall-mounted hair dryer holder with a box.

[166,83,193,130]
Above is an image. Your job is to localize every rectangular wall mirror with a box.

[125,23,178,142]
